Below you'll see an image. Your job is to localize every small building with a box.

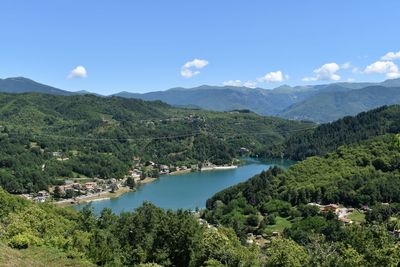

[160,165,170,174]
[33,196,46,203]
[240,147,250,153]
[339,217,352,224]
[37,190,49,197]
[320,204,340,214]
[391,230,400,238]
[360,205,371,212]
[272,231,280,237]
[72,183,81,189]
[52,151,61,157]
[84,182,97,190]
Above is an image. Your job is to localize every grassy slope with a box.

[0,242,94,267]
[265,216,292,233]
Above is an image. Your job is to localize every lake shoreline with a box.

[54,187,133,207]
[200,165,238,171]
[58,163,246,208]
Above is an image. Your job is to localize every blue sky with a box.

[1,0,400,94]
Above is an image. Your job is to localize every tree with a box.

[265,238,310,267]
[395,133,400,148]
[110,183,118,193]
[126,176,136,189]
[53,186,62,200]
[151,169,160,178]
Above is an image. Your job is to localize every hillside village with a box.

[22,152,238,205]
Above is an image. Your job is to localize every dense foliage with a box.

[0,93,311,193]
[208,134,400,211]
[0,189,261,266]
[204,135,400,266]
[262,105,400,160]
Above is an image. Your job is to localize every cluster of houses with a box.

[22,190,51,203]
[246,232,280,247]
[51,178,120,199]
[308,203,356,224]
[51,151,69,161]
[128,158,196,183]
[22,178,122,203]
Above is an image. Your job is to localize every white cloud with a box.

[364,60,400,79]
[341,62,351,69]
[387,72,400,79]
[381,51,400,61]
[243,81,257,88]
[180,58,208,78]
[222,79,257,88]
[302,62,341,82]
[67,66,87,79]
[223,80,243,87]
[223,70,287,88]
[67,65,87,79]
[364,61,398,73]
[258,70,287,82]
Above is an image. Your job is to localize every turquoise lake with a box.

[75,158,294,214]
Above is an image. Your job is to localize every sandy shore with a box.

[167,169,192,175]
[54,187,133,207]
[138,177,158,184]
[201,165,238,171]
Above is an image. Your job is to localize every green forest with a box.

[204,134,400,266]
[0,93,310,193]
[261,105,400,160]
[1,128,399,266]
[0,189,262,266]
[0,93,399,266]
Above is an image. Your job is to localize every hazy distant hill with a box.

[2,76,400,122]
[114,80,400,118]
[279,86,400,122]
[0,77,73,95]
[113,85,319,115]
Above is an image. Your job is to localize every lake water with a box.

[75,158,294,214]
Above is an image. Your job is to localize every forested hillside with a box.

[3,76,400,123]
[0,93,311,193]
[280,86,400,122]
[114,85,319,115]
[204,134,400,266]
[262,105,400,160]
[1,125,399,266]
[0,189,262,266]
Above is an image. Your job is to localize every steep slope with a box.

[2,76,400,121]
[0,242,95,267]
[279,86,400,122]
[114,85,319,115]
[263,105,400,160]
[114,79,400,118]
[207,134,400,210]
[0,93,312,193]
[0,189,262,266]
[0,77,73,95]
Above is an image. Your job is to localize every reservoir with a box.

[75,158,294,214]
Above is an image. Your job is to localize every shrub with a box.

[8,233,41,249]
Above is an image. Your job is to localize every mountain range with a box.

[1,76,400,123]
